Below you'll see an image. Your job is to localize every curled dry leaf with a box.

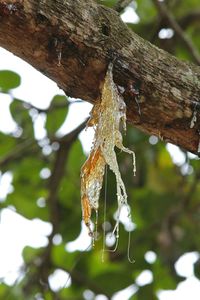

[81,63,136,237]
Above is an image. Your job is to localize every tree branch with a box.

[114,0,132,13]
[179,10,200,29]
[0,139,38,169]
[22,121,87,296]
[47,120,87,230]
[152,0,200,65]
[0,0,200,154]
[58,265,111,298]
[134,10,200,45]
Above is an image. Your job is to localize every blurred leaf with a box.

[136,0,157,23]
[58,140,85,208]
[45,95,68,136]
[67,139,86,177]
[0,283,7,297]
[43,291,53,300]
[93,269,133,296]
[51,243,78,268]
[0,70,21,92]
[172,0,200,18]
[10,99,34,137]
[6,155,48,220]
[59,286,84,299]
[59,207,81,241]
[23,246,43,264]
[0,132,16,157]
[194,258,200,279]
[153,259,178,290]
[133,284,158,300]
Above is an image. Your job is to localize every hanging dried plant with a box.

[81,63,136,237]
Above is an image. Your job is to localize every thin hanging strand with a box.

[105,206,121,253]
[101,165,108,262]
[127,230,135,264]
[94,209,98,244]
[105,225,119,253]
[126,205,135,263]
[102,165,119,257]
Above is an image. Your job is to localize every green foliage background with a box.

[0,0,200,299]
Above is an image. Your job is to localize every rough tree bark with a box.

[0,0,200,154]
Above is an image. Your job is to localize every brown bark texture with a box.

[0,0,200,154]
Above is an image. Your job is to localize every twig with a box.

[20,99,82,114]
[55,265,111,299]
[0,139,38,169]
[21,121,87,297]
[114,0,133,13]
[52,119,87,144]
[179,10,200,29]
[152,0,200,65]
[47,120,87,230]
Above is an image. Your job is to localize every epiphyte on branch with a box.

[81,63,136,238]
